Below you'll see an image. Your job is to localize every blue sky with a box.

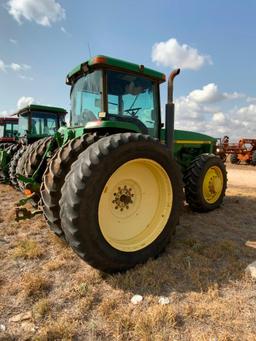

[1,0,256,138]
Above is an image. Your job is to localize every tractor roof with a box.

[66,55,166,85]
[0,117,18,124]
[14,104,67,117]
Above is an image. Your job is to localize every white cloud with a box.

[10,63,31,72]
[237,104,256,122]
[9,38,17,44]
[0,60,6,72]
[152,38,212,70]
[246,96,256,103]
[0,110,8,117]
[10,63,21,71]
[19,75,34,81]
[0,96,36,117]
[174,84,254,139]
[60,26,71,36]
[212,112,225,123]
[17,96,34,110]
[7,0,65,26]
[0,59,32,78]
[188,83,244,103]
[188,83,222,103]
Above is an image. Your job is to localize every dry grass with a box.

[33,298,51,319]
[0,164,256,340]
[35,315,79,340]
[20,273,51,298]
[12,239,43,259]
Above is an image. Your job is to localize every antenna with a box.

[88,43,92,58]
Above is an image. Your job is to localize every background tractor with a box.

[32,55,226,273]
[217,136,256,165]
[0,104,66,185]
[0,117,18,149]
[228,139,256,165]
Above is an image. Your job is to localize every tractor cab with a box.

[0,117,19,143]
[15,104,67,143]
[67,55,165,139]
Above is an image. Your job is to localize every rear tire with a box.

[41,134,98,239]
[0,144,20,181]
[16,137,57,195]
[60,133,183,273]
[9,145,26,188]
[23,137,57,178]
[183,154,227,212]
[0,142,15,150]
[16,145,30,191]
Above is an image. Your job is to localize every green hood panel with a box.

[161,129,217,144]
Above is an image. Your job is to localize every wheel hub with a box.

[112,185,134,211]
[208,177,216,194]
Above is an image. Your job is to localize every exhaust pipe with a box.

[165,68,180,152]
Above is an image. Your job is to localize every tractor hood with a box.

[161,129,217,144]
[174,130,217,144]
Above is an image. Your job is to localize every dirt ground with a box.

[0,163,256,340]
[227,167,256,188]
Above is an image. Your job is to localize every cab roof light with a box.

[92,56,107,65]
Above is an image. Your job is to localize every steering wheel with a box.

[107,113,148,134]
[124,107,142,117]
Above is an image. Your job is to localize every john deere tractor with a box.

[0,117,19,149]
[0,104,66,185]
[32,55,226,273]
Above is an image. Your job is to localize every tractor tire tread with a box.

[60,132,183,273]
[41,133,98,238]
[9,145,26,188]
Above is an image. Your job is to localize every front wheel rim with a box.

[202,166,224,204]
[98,158,173,252]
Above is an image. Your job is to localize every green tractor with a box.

[0,117,19,176]
[19,56,226,273]
[0,104,66,185]
[0,117,19,149]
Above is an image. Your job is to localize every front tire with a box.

[184,154,227,212]
[60,133,183,273]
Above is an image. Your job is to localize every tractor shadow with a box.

[106,193,256,296]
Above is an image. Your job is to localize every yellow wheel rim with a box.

[98,158,173,252]
[202,166,223,204]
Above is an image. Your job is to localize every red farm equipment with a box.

[217,136,256,165]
